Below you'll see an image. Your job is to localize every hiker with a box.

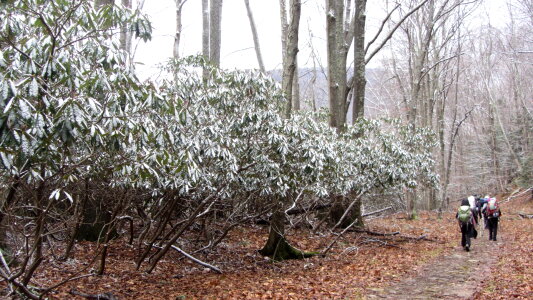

[468,195,478,219]
[456,198,478,251]
[468,195,476,209]
[477,195,489,227]
[484,197,502,241]
[474,195,482,219]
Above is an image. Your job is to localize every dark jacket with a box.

[456,198,478,225]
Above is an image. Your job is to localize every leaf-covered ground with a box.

[9,190,532,299]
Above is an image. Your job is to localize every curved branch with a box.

[365,0,431,65]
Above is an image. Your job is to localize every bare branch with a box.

[365,0,431,65]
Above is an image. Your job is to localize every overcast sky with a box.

[134,0,509,81]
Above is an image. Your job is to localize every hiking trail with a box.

[367,227,502,299]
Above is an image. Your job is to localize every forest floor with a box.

[8,189,532,299]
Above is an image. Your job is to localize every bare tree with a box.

[119,0,132,53]
[202,0,210,79]
[327,0,431,130]
[351,0,367,120]
[173,0,188,59]
[244,0,265,72]
[384,0,482,215]
[280,0,301,117]
[209,0,223,67]
[324,0,433,224]
[326,0,352,130]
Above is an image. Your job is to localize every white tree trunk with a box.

[120,0,132,54]
[244,0,265,72]
[202,0,209,79]
[209,0,223,67]
[173,0,188,59]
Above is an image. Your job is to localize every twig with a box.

[321,217,360,256]
[0,271,39,300]
[39,274,94,298]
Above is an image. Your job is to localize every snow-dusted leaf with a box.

[29,78,38,97]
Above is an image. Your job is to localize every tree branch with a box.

[365,0,431,65]
[171,245,222,274]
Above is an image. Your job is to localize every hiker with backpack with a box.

[456,198,478,251]
[477,195,489,228]
[484,197,501,241]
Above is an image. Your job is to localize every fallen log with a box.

[362,206,393,217]
[170,245,223,274]
[518,213,533,219]
[397,234,439,242]
[504,187,532,203]
[70,289,118,300]
[351,229,400,236]
[148,243,223,274]
[359,238,404,249]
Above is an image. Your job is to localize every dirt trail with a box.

[367,228,502,299]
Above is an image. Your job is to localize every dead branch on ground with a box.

[70,289,118,300]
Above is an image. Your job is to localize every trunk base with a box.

[259,236,317,261]
[259,210,318,261]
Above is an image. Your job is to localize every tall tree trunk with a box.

[120,0,132,54]
[202,0,210,79]
[351,0,367,121]
[436,75,448,215]
[280,0,301,117]
[488,105,505,191]
[326,0,349,131]
[326,0,365,227]
[292,65,300,111]
[244,0,265,72]
[209,0,223,67]
[173,0,188,59]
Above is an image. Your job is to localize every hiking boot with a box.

[493,238,497,241]
[465,245,470,252]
